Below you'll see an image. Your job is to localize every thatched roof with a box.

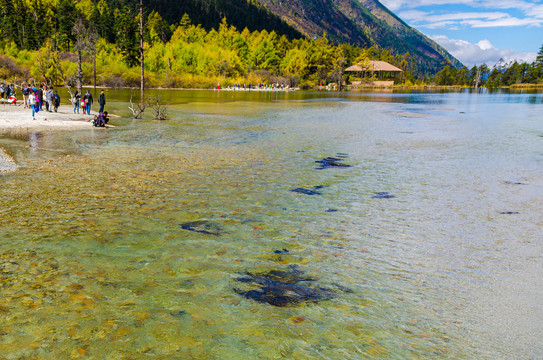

[345,60,403,72]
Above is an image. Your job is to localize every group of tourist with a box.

[72,89,108,126]
[72,90,93,115]
[219,82,290,91]
[19,84,106,123]
[71,90,106,114]
[21,84,62,120]
[1,80,110,126]
[0,83,17,101]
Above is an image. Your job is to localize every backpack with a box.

[22,87,29,96]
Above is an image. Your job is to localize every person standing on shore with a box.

[53,91,60,112]
[45,87,54,112]
[73,91,81,113]
[22,85,30,109]
[37,87,43,110]
[29,90,38,120]
[83,90,93,115]
[98,90,106,113]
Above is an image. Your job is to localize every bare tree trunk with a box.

[77,49,83,94]
[337,58,345,91]
[93,50,96,92]
[51,55,75,102]
[139,0,144,101]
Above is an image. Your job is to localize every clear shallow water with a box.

[1,89,542,359]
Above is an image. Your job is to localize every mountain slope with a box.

[255,0,462,71]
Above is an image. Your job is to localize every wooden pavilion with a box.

[345,60,403,86]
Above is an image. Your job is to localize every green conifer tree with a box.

[115,7,139,67]
[56,0,77,50]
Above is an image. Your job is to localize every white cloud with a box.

[379,0,405,11]
[399,10,510,22]
[431,35,538,67]
[399,8,543,29]
[527,4,543,18]
[380,0,538,12]
[382,0,543,27]
[464,16,542,27]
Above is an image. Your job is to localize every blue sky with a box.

[380,0,543,67]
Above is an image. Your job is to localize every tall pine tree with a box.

[56,0,77,50]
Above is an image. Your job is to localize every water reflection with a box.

[28,132,41,152]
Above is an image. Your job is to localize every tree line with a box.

[435,47,543,88]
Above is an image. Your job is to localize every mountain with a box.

[253,0,462,71]
[134,0,461,72]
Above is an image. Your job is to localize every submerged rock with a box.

[372,192,395,199]
[234,268,337,307]
[315,157,352,169]
[503,181,527,185]
[169,310,188,317]
[179,220,221,236]
[290,187,322,196]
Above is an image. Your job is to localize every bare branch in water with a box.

[149,95,168,120]
[128,93,148,119]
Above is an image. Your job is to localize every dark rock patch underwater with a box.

[234,268,346,307]
[179,220,221,236]
[315,156,352,169]
[290,186,323,195]
[372,192,395,199]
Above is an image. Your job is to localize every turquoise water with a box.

[1,89,542,359]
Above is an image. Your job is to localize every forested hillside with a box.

[0,0,540,89]
[123,0,303,40]
[0,0,424,88]
[0,0,302,52]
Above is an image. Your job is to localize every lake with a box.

[0,89,542,359]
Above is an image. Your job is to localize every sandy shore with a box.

[0,104,99,173]
[0,103,96,132]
